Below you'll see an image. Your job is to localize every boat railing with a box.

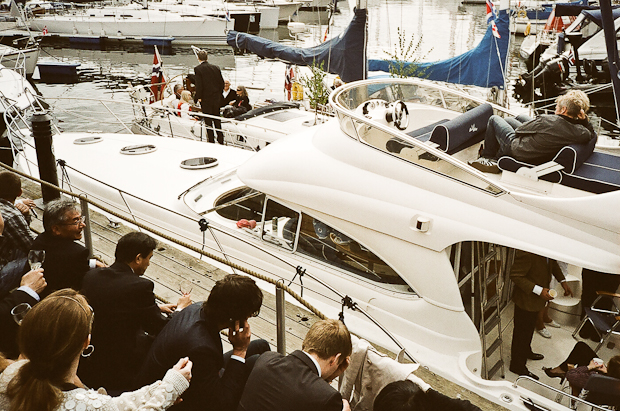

[4,101,417,363]
[513,375,613,411]
[329,78,511,196]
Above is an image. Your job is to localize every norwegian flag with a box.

[150,45,165,103]
[486,0,497,24]
[284,64,294,101]
[42,26,48,35]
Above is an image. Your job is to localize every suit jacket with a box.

[511,250,566,312]
[194,61,224,104]
[136,303,246,411]
[31,231,90,299]
[237,350,343,411]
[79,261,168,391]
[0,289,38,358]
[221,88,236,107]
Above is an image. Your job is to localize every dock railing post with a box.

[276,280,286,355]
[79,197,94,257]
[30,111,60,203]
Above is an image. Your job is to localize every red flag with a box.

[284,64,294,101]
[150,46,166,103]
[491,20,501,38]
[42,26,48,35]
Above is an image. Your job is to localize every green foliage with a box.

[384,28,432,79]
[299,61,330,110]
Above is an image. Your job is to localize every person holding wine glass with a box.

[30,199,105,299]
[0,288,192,411]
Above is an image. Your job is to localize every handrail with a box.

[513,376,613,411]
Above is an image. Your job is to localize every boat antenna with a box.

[599,0,620,126]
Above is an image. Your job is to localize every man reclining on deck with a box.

[469,90,595,174]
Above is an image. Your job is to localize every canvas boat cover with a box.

[226,7,367,83]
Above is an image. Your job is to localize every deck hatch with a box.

[120,144,157,155]
[73,136,103,145]
[180,157,219,169]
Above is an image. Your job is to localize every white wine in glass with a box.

[28,250,45,270]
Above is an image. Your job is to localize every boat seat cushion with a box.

[498,148,620,194]
[429,103,493,155]
[386,119,449,154]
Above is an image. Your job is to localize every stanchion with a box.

[80,197,93,257]
[276,280,286,355]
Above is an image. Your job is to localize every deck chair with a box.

[579,374,620,410]
[573,291,620,353]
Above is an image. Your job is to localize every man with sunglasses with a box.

[30,199,104,298]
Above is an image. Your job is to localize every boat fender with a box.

[524,22,531,36]
[291,82,303,101]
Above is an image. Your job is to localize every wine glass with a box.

[28,250,45,270]
[11,303,31,325]
[179,280,193,295]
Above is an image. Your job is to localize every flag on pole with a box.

[225,10,231,22]
[42,26,48,35]
[486,0,497,24]
[150,45,166,103]
[491,20,501,38]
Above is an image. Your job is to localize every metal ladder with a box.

[453,242,514,380]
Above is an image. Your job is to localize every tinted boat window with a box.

[297,212,408,286]
[214,187,265,222]
[261,199,300,251]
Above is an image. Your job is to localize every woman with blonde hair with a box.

[223,85,251,118]
[0,288,192,411]
[178,90,195,120]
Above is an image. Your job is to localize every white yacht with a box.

[7,78,620,411]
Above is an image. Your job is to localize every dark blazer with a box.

[136,303,246,411]
[237,350,343,411]
[194,61,224,103]
[31,231,90,299]
[79,261,168,391]
[231,96,251,112]
[511,250,566,312]
[221,88,236,107]
[0,289,38,358]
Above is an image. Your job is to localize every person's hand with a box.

[159,303,177,314]
[229,319,251,357]
[20,269,46,294]
[541,288,554,301]
[14,200,31,215]
[342,399,351,411]
[95,260,106,268]
[228,101,234,106]
[0,213,4,235]
[587,359,606,372]
[561,282,573,297]
[173,357,193,382]
[176,294,192,311]
[577,109,587,120]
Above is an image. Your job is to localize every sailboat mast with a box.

[599,0,620,123]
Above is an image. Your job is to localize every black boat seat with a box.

[498,139,620,194]
[386,103,493,155]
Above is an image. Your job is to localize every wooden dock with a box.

[20,178,507,410]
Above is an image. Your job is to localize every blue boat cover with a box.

[226,7,367,83]
[582,9,620,26]
[368,9,510,89]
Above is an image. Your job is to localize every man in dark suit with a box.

[237,319,352,411]
[221,80,236,107]
[194,49,225,144]
[136,274,269,411]
[79,231,191,393]
[509,250,572,379]
[30,199,104,299]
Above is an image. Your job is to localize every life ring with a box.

[517,9,527,18]
[524,22,531,36]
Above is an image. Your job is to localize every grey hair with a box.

[43,199,80,232]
